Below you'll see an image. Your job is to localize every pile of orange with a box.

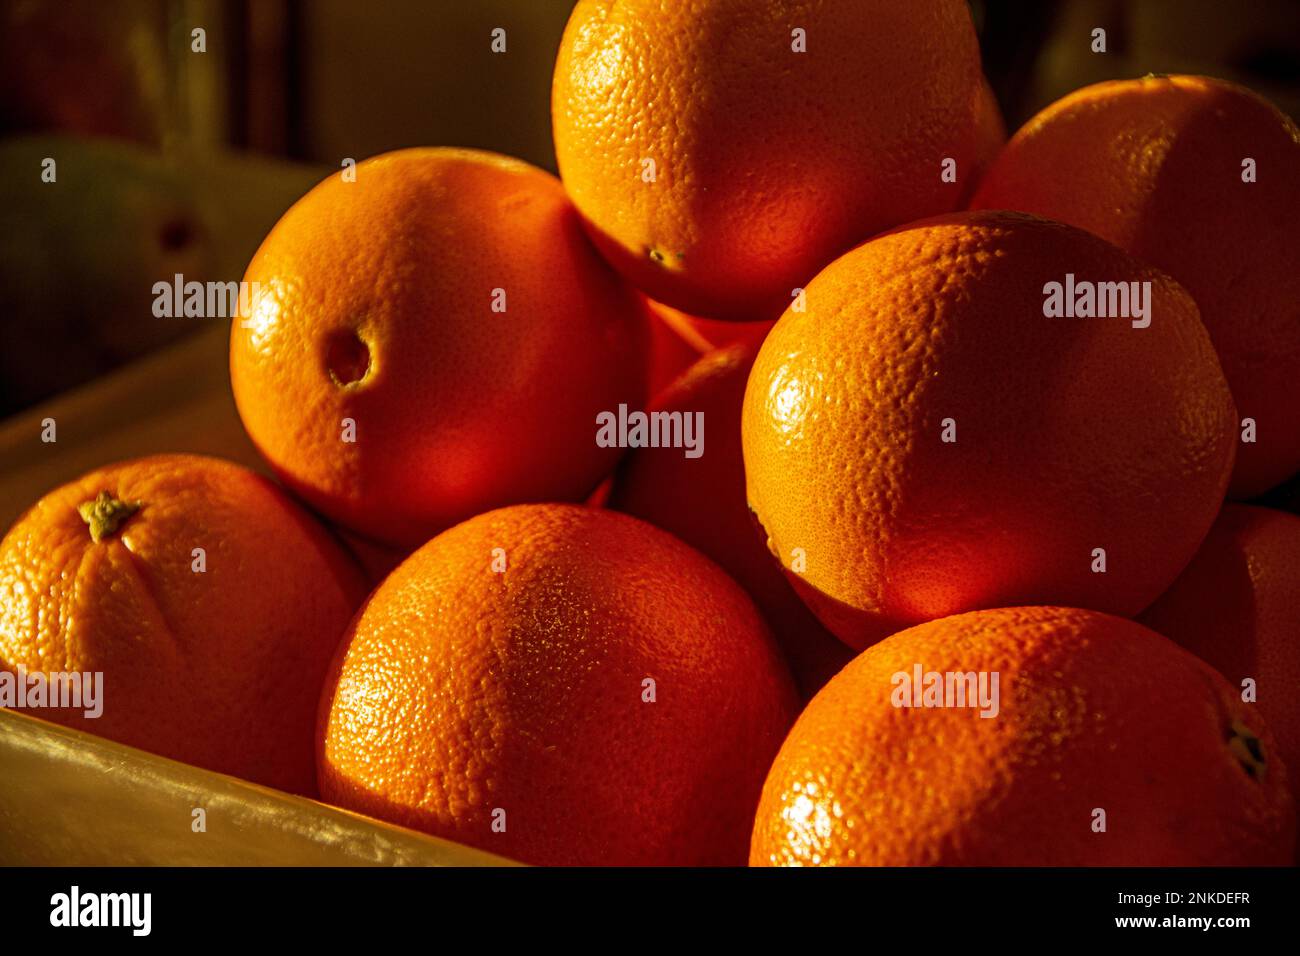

[3,1,1298,866]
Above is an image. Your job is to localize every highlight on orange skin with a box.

[230,147,650,549]
[751,606,1295,866]
[742,210,1236,650]
[0,453,368,796]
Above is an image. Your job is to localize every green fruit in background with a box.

[183,148,329,281]
[0,135,323,413]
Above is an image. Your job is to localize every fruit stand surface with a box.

[0,708,512,865]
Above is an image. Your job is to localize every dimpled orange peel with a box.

[750,606,1295,866]
[742,210,1236,650]
[0,454,368,795]
[318,503,799,866]
[230,147,649,549]
[553,0,986,320]
[972,75,1300,497]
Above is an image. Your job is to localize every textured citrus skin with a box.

[1140,504,1300,855]
[610,344,853,699]
[742,210,1237,650]
[318,503,798,866]
[553,0,984,321]
[971,75,1300,497]
[0,454,368,795]
[230,148,648,548]
[751,606,1295,866]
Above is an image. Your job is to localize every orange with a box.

[751,606,1295,866]
[645,299,711,400]
[742,210,1236,650]
[1140,504,1300,854]
[318,503,798,866]
[971,75,1300,497]
[230,147,648,549]
[0,454,367,795]
[658,306,775,355]
[552,0,985,321]
[609,344,853,699]
[645,299,774,400]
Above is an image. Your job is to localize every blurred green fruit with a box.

[0,135,322,413]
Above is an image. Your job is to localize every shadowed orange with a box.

[972,75,1300,497]
[610,344,853,699]
[1141,504,1300,857]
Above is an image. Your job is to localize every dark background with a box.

[1,0,1298,418]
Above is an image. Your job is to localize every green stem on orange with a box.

[77,491,142,543]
